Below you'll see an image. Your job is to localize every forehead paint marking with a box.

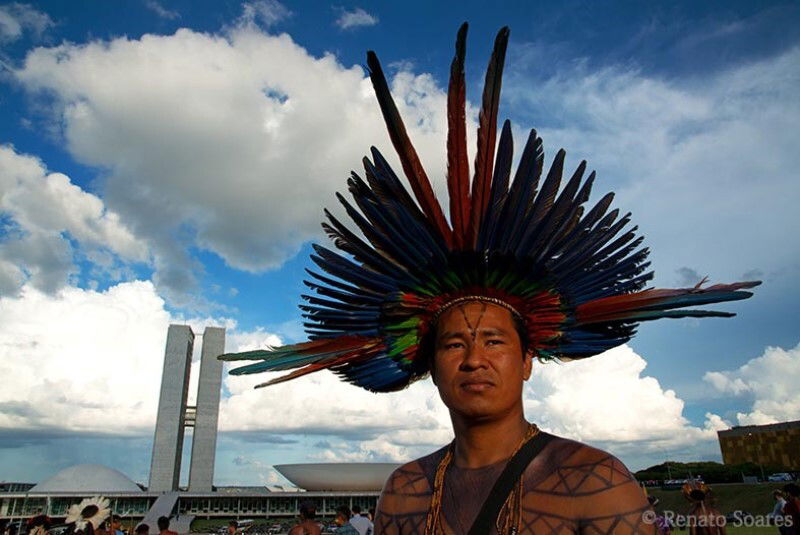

[457,301,487,341]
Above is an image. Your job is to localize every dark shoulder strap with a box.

[468,432,554,535]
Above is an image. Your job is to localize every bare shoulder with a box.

[529,436,654,533]
[374,449,443,535]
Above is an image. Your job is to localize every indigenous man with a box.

[375,300,653,533]
[220,23,758,535]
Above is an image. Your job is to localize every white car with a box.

[768,472,793,482]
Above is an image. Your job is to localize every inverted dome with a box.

[274,463,398,491]
[31,464,142,492]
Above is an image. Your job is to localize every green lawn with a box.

[648,482,785,515]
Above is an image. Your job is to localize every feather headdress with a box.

[220,24,759,392]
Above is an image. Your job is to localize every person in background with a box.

[109,516,124,535]
[782,484,800,535]
[226,521,237,535]
[289,501,320,535]
[156,517,177,535]
[349,505,372,535]
[334,507,358,535]
[134,525,148,535]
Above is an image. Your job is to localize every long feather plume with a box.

[447,22,471,249]
[469,26,510,247]
[366,51,452,246]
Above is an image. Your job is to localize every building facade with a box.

[718,419,800,470]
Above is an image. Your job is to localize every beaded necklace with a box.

[424,423,540,535]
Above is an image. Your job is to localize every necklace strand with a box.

[424,423,540,535]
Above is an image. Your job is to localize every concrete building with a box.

[189,327,225,492]
[149,325,225,492]
[717,419,800,470]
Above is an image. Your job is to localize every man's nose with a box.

[459,343,489,370]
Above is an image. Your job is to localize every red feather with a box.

[447,23,471,249]
[469,26,509,246]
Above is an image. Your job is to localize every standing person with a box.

[683,481,727,535]
[782,484,800,535]
[219,22,759,535]
[134,525,148,535]
[334,507,358,535]
[156,517,177,535]
[770,490,790,535]
[225,522,237,535]
[349,506,372,535]
[289,501,320,535]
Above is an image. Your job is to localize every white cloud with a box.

[217,343,723,465]
[0,281,170,434]
[0,278,738,470]
[704,342,800,425]
[0,146,149,296]
[505,45,800,287]
[145,0,179,21]
[237,0,291,28]
[335,7,378,30]
[0,3,53,43]
[14,26,457,303]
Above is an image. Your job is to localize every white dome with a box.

[274,463,399,491]
[31,464,142,492]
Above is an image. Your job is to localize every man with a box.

[134,525,149,535]
[289,501,321,535]
[156,517,177,535]
[334,507,358,535]
[226,521,237,535]
[375,301,653,533]
[349,505,372,535]
[219,23,758,535]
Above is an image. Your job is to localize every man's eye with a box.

[487,339,504,346]
[445,342,464,349]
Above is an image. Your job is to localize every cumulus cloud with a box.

[218,342,723,464]
[0,3,53,43]
[145,0,179,20]
[0,146,148,296]
[0,281,170,434]
[504,45,800,287]
[334,7,378,30]
[704,342,800,425]
[14,26,458,303]
[0,278,736,470]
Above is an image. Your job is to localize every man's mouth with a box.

[460,380,495,392]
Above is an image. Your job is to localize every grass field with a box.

[648,481,786,515]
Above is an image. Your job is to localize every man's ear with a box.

[522,349,533,381]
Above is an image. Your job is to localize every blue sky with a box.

[0,0,798,487]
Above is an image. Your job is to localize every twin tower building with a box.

[149,325,226,492]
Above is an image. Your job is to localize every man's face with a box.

[432,301,531,421]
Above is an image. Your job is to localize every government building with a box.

[0,325,394,530]
[717,419,800,470]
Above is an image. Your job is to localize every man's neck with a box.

[451,410,530,468]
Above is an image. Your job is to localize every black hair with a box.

[134,525,149,535]
[228,522,237,529]
[156,517,169,531]
[418,307,530,378]
[298,501,316,520]
[110,516,121,524]
[336,505,351,520]
[784,483,800,497]
[352,505,361,514]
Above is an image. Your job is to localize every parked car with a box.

[769,472,794,482]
